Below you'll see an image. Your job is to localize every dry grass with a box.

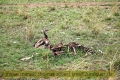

[25,25,35,41]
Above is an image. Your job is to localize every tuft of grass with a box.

[59,19,70,29]
[64,4,69,8]
[104,3,119,21]
[110,3,119,15]
[113,12,119,16]
[48,6,56,12]
[83,17,90,23]
[23,12,30,20]
[15,7,31,20]
[113,60,120,71]
[25,25,35,41]
[104,13,113,21]
[15,8,23,16]
[91,23,102,35]
[48,17,54,22]
[60,22,68,29]
[114,22,120,29]
[35,8,44,18]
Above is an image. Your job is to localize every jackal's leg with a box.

[68,46,70,52]
[72,47,76,55]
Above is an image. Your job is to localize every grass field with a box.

[0,1,120,80]
[0,0,119,4]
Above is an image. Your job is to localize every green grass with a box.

[0,0,118,4]
[0,3,120,80]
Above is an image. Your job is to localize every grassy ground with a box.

[0,0,118,4]
[0,1,120,80]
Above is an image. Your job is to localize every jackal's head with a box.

[34,39,45,48]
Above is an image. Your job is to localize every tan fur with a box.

[34,30,50,48]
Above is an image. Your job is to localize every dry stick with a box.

[20,53,38,61]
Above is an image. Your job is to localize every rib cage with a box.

[49,41,64,55]
[65,42,96,55]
